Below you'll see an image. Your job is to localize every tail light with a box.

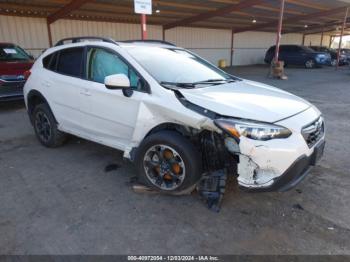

[24,70,31,80]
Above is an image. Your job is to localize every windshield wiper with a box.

[160,81,195,89]
[160,78,235,89]
[192,78,235,85]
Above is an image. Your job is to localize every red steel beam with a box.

[234,6,349,34]
[291,17,350,35]
[163,0,266,30]
[337,8,349,69]
[274,0,285,62]
[47,19,53,47]
[230,29,234,66]
[47,0,91,24]
[141,14,147,40]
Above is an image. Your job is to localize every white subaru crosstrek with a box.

[24,37,325,193]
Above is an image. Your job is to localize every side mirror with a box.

[105,74,130,89]
[104,74,133,97]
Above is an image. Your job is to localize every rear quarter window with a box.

[43,52,59,71]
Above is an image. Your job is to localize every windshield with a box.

[0,45,31,61]
[124,46,232,85]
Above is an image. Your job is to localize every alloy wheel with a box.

[143,144,186,191]
[35,111,52,143]
[305,60,315,68]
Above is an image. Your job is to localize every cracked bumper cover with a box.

[239,139,325,192]
[223,106,325,192]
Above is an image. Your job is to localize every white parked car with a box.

[24,37,325,193]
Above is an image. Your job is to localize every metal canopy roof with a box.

[0,0,349,35]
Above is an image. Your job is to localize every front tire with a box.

[32,103,67,147]
[135,131,202,193]
[331,59,337,67]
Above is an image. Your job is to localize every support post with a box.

[141,14,147,40]
[320,29,324,46]
[329,35,334,48]
[336,7,348,69]
[230,29,234,66]
[162,27,165,41]
[274,0,285,63]
[47,19,53,47]
[302,34,306,45]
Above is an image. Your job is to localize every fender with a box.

[26,90,55,124]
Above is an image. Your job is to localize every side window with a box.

[268,46,275,54]
[87,47,144,91]
[56,47,84,77]
[43,54,52,69]
[294,46,303,52]
[43,52,58,71]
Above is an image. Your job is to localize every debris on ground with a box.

[130,169,228,212]
[132,184,159,194]
[197,169,227,212]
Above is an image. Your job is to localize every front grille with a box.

[301,117,324,148]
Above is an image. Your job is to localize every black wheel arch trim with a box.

[27,90,57,124]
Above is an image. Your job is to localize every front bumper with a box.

[226,106,325,192]
[315,58,330,66]
[240,139,325,192]
[0,79,25,101]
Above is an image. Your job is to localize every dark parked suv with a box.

[0,43,33,101]
[310,46,348,66]
[264,45,330,68]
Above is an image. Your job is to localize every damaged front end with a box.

[196,116,309,210]
[196,129,285,211]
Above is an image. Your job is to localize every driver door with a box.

[80,46,149,150]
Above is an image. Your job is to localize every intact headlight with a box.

[214,118,292,141]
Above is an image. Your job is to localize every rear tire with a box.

[135,130,202,193]
[32,103,67,147]
[305,59,316,69]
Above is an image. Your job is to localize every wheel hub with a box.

[160,161,170,173]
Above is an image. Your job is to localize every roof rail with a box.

[55,36,117,46]
[121,40,176,46]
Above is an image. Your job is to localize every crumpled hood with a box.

[179,79,311,123]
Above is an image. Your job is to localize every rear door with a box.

[45,47,87,133]
[281,45,300,65]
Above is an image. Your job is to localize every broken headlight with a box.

[214,118,292,141]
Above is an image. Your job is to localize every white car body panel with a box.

[179,79,311,123]
[24,40,325,191]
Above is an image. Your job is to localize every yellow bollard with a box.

[218,59,227,68]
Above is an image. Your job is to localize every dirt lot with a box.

[0,65,350,254]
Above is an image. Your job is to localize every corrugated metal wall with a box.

[50,19,163,44]
[0,15,328,66]
[304,34,331,47]
[164,27,232,65]
[0,15,49,57]
[232,32,307,65]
